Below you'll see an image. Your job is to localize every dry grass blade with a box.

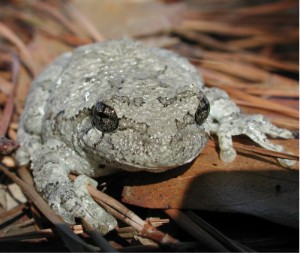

[186,211,252,252]
[208,140,298,161]
[173,28,239,52]
[63,2,104,42]
[69,174,185,251]
[0,203,26,225]
[272,118,299,130]
[227,33,298,49]
[0,22,36,76]
[1,218,36,237]
[236,0,297,16]
[178,20,264,36]
[0,76,13,95]
[234,99,299,118]
[199,67,247,88]
[30,1,83,39]
[165,209,229,252]
[200,68,298,98]
[39,28,91,46]
[81,219,117,252]
[0,53,19,136]
[0,228,54,242]
[0,164,95,252]
[238,87,298,98]
[201,51,298,73]
[201,60,298,86]
[228,88,299,119]
[204,80,299,119]
[118,244,161,252]
[88,187,180,248]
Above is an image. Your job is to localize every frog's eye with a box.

[195,95,210,126]
[92,102,119,132]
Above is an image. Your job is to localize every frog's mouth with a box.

[80,125,208,173]
[116,154,199,173]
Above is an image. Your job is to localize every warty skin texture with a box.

[17,40,296,234]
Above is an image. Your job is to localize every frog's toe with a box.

[73,175,118,233]
[220,148,236,163]
[278,157,297,169]
[262,120,296,139]
[244,129,297,168]
[216,127,237,162]
[47,184,117,235]
[73,194,117,234]
[291,130,299,139]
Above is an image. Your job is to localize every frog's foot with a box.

[46,175,117,235]
[216,114,297,168]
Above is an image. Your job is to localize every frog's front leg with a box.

[204,87,296,168]
[31,140,117,234]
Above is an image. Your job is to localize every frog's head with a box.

[77,84,209,172]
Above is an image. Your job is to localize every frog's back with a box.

[47,40,204,120]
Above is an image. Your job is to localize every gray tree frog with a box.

[16,39,296,234]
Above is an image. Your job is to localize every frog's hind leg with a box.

[31,140,117,234]
[17,52,72,165]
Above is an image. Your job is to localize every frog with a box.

[16,39,296,234]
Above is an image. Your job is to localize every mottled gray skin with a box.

[17,40,296,234]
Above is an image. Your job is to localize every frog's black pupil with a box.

[92,102,119,132]
[97,112,108,118]
[195,95,210,126]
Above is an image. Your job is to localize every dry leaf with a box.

[122,139,299,228]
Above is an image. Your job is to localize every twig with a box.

[227,33,298,49]
[2,218,35,234]
[201,50,298,73]
[178,20,264,36]
[81,219,118,252]
[0,22,36,76]
[200,68,298,98]
[236,87,298,98]
[0,53,19,136]
[236,0,297,16]
[64,2,104,42]
[272,118,299,131]
[208,140,299,161]
[0,76,13,95]
[204,80,299,119]
[30,0,83,39]
[69,174,186,251]
[165,209,229,252]
[0,203,27,225]
[0,164,96,252]
[173,28,239,52]
[200,60,298,86]
[0,228,54,242]
[186,211,254,252]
